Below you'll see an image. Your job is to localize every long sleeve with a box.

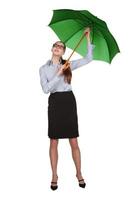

[70,43,95,71]
[39,66,61,94]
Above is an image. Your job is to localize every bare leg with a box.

[69,138,85,184]
[49,139,59,185]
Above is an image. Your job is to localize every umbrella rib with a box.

[79,11,108,31]
[95,26,111,63]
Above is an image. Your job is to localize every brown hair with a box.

[53,41,72,84]
[60,56,72,84]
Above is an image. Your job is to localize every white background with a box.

[0,0,133,199]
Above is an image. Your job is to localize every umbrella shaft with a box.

[66,33,86,63]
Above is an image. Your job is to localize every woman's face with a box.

[51,42,65,57]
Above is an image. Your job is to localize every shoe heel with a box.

[50,181,58,190]
[79,179,86,188]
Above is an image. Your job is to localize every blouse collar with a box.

[48,58,62,66]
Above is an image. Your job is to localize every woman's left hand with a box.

[84,27,91,43]
[84,27,91,35]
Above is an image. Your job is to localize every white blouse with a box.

[39,43,95,94]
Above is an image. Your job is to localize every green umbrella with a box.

[48,9,120,64]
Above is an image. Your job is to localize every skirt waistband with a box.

[50,90,73,96]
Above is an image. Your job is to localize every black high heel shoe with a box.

[76,174,86,188]
[50,181,58,190]
[50,175,58,190]
[78,179,86,188]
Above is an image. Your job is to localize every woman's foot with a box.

[76,173,86,188]
[50,175,58,190]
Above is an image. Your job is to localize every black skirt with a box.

[47,90,79,139]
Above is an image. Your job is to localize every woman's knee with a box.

[69,138,79,150]
[50,139,58,148]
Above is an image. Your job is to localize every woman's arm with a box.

[70,28,95,71]
[69,43,95,71]
[39,66,61,94]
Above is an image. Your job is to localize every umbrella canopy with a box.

[48,9,120,63]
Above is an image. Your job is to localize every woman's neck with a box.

[51,55,61,65]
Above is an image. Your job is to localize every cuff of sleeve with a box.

[88,43,96,50]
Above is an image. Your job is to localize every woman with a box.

[39,27,95,190]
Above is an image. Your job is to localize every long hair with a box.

[53,41,72,84]
[60,56,72,84]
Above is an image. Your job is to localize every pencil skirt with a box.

[47,90,79,139]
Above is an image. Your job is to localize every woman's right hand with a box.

[57,62,70,75]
